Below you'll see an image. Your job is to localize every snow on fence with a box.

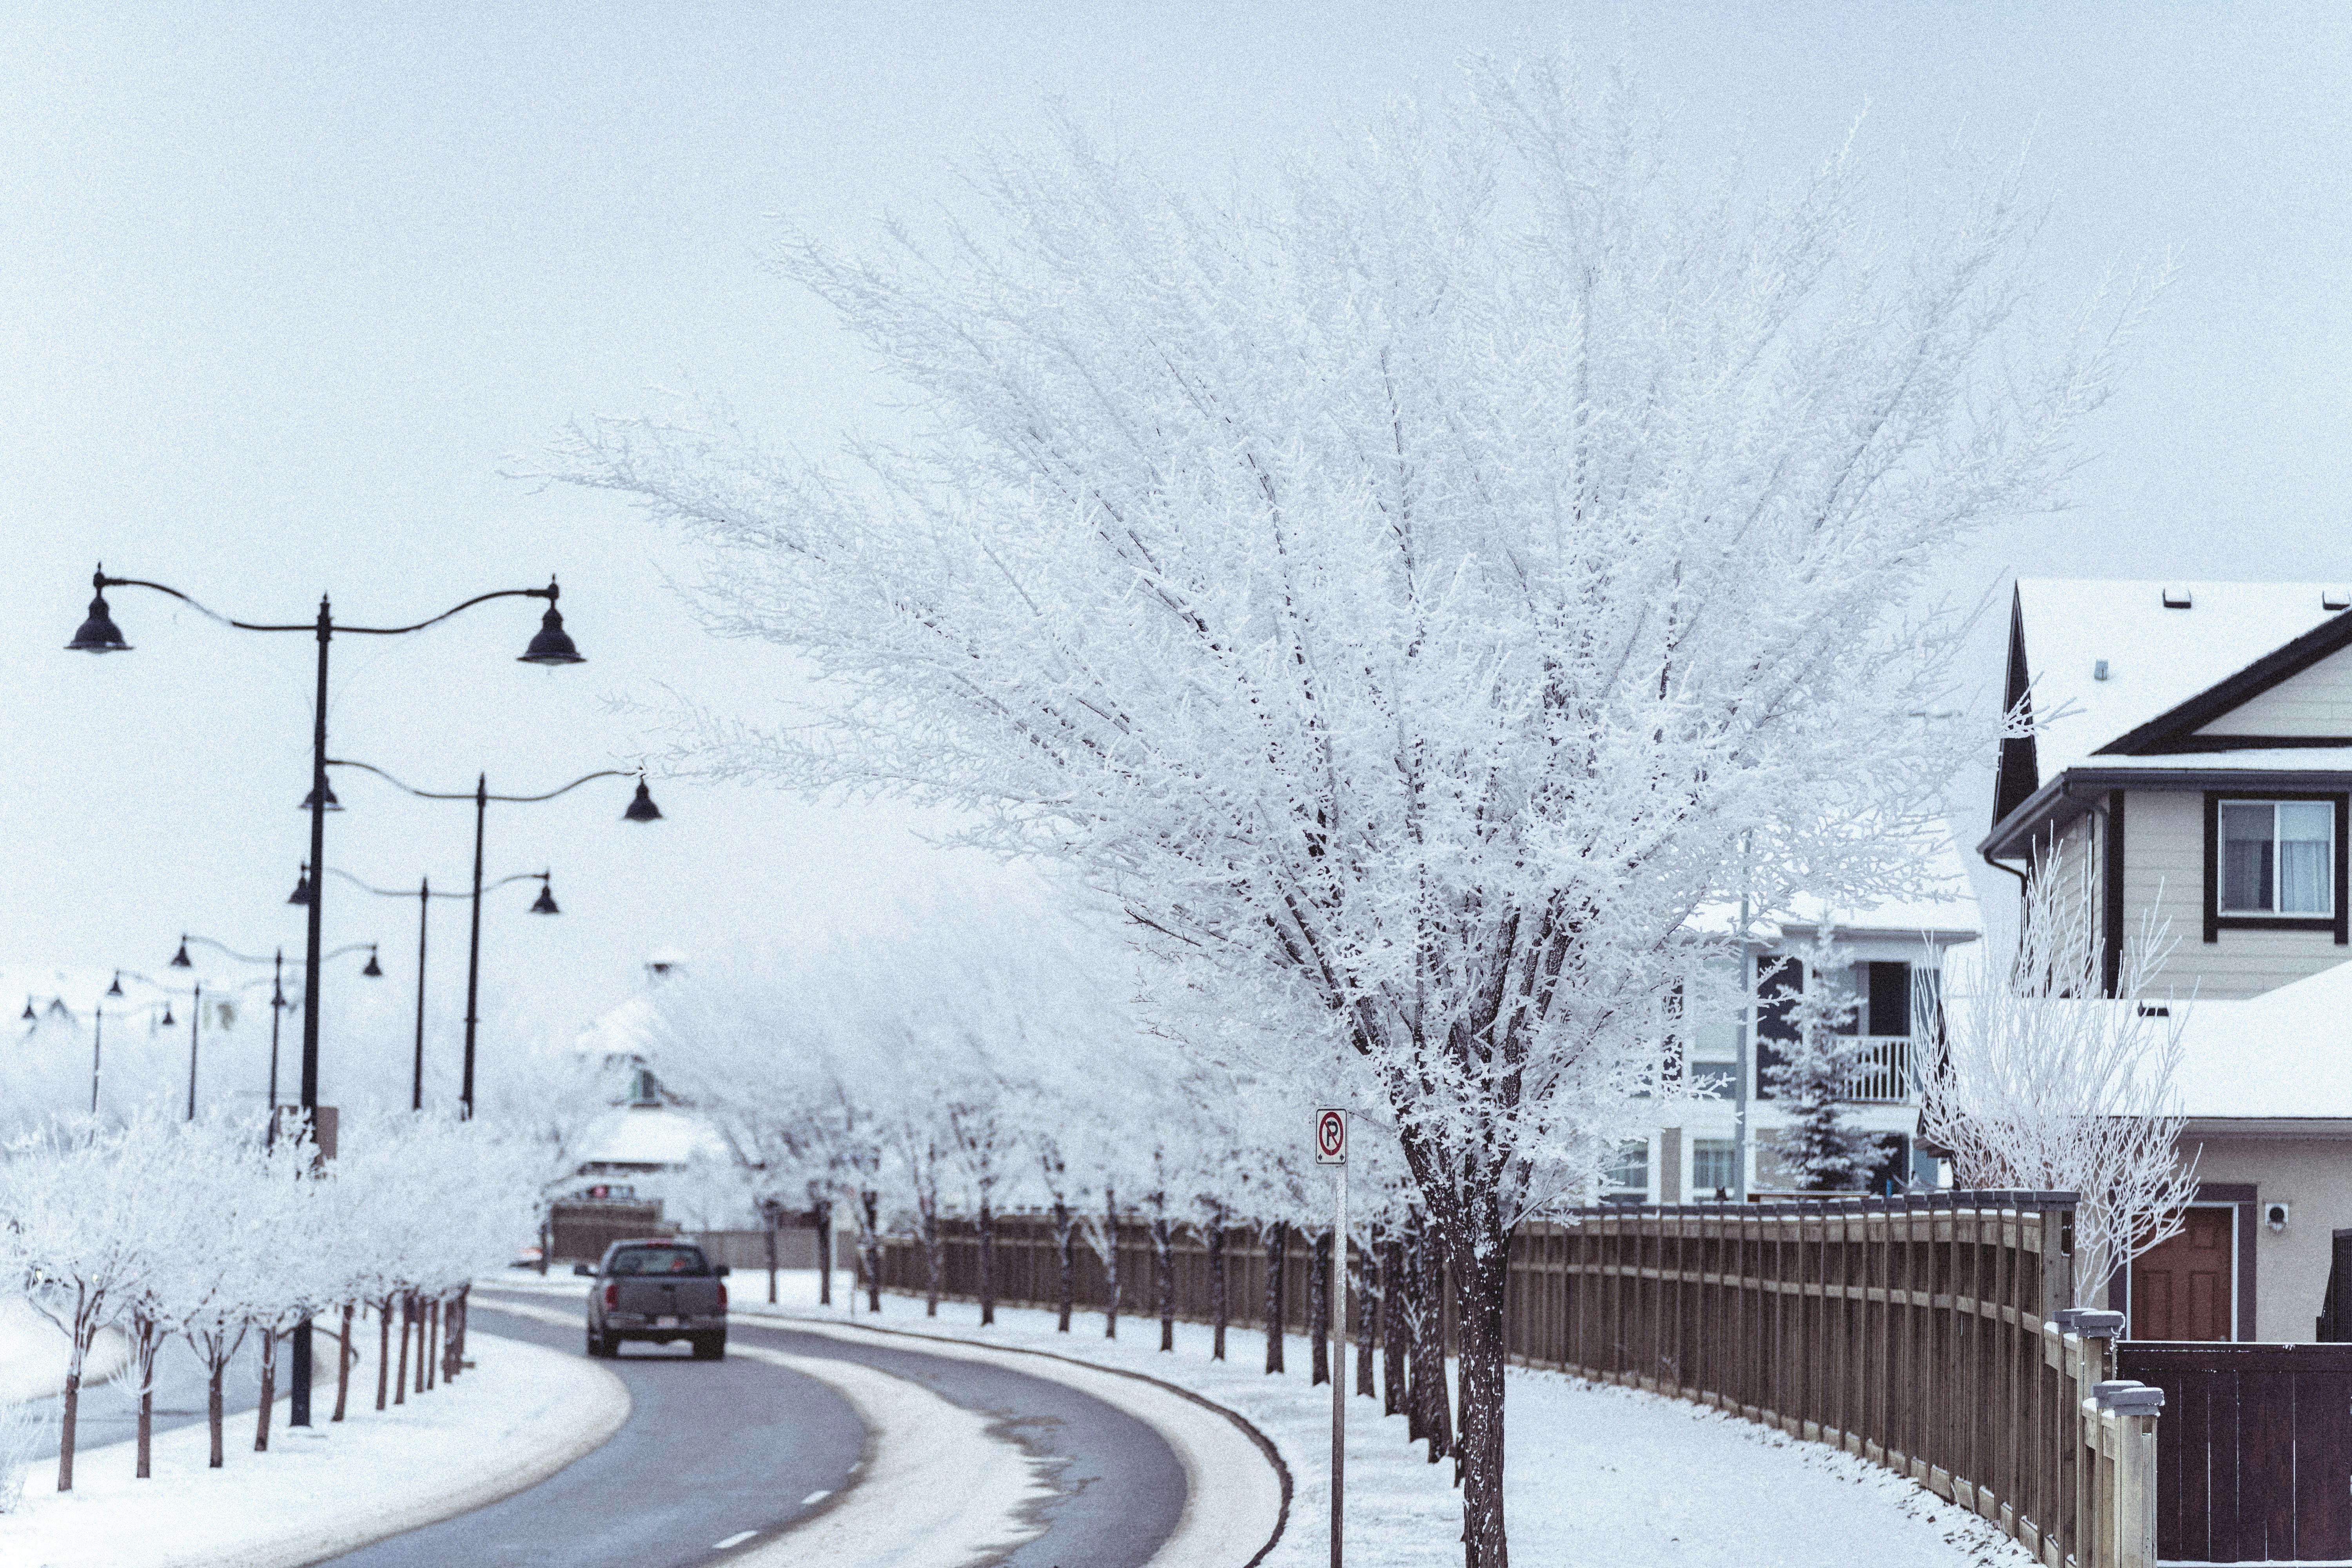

[880,1191,2162,1568]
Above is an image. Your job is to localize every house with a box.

[566,950,740,1223]
[1609,843,1982,1205]
[1981,577,2352,1342]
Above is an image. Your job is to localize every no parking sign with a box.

[1315,1107,1347,1165]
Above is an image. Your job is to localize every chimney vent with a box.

[2161,586,2193,609]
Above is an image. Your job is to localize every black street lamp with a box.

[329,761,660,1117]
[174,935,381,1116]
[69,563,583,1428]
[323,866,559,1112]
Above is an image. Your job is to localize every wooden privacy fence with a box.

[2119,1342,2352,1563]
[878,1192,2162,1568]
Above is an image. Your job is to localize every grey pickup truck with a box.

[576,1240,730,1359]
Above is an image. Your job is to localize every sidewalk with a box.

[0,1331,626,1568]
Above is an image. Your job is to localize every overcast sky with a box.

[4,2,2346,1105]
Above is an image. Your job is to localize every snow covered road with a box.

[343,1283,1201,1568]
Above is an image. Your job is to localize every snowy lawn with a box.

[0,1297,127,1405]
[563,1267,2034,1568]
[0,1330,625,1568]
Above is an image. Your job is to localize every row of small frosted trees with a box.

[0,1109,546,1495]
[641,892,1503,1466]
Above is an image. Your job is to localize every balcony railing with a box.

[1840,1035,1918,1103]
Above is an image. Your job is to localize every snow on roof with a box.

[2017,579,2348,773]
[573,1103,731,1167]
[2168,958,2352,1119]
[575,991,661,1060]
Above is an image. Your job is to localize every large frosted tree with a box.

[560,57,2131,1564]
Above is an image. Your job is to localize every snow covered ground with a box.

[680,1269,2036,1568]
[0,1297,127,1405]
[0,1331,626,1568]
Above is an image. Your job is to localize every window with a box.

[1692,1138,1738,1198]
[1604,1139,1650,1197]
[2221,800,2334,914]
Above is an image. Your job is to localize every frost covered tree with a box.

[560,56,2136,1560]
[1758,941,1881,1192]
[1922,855,2196,1303]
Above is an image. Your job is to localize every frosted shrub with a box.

[0,1397,50,1514]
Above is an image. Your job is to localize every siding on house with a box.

[2123,788,2347,1000]
[2167,1133,2351,1341]
[2195,639,2352,737]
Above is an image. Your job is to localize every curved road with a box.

[322,1288,1190,1568]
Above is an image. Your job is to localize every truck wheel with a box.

[692,1334,725,1361]
[586,1329,609,1358]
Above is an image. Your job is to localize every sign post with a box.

[1314,1108,1348,1568]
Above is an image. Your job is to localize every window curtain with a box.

[2221,802,2276,911]
[2279,801,2333,913]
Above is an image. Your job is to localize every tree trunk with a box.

[1263,1221,1287,1374]
[1410,1218,1452,1461]
[977,1194,996,1326]
[394,1296,411,1406]
[448,1286,469,1379]
[424,1298,439,1391]
[1447,1195,1512,1568]
[1102,1189,1119,1339]
[1208,1218,1227,1360]
[814,1197,834,1307]
[207,1358,225,1468]
[921,1206,943,1318]
[133,1315,158,1480]
[1308,1227,1332,1387]
[1152,1216,1174,1351]
[1382,1234,1409,1417]
[54,1366,77,1492]
[376,1296,393,1411]
[1053,1200,1075,1332]
[335,1304,354,1417]
[255,1329,276,1451]
[764,1209,779,1304]
[861,1189,882,1312]
[1356,1229,1379,1398]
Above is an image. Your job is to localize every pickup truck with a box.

[576,1240,730,1359]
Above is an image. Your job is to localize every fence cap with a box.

[2092,1380,2165,1413]
[2069,1310,2127,1339]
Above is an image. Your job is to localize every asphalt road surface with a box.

[321,1290,1189,1568]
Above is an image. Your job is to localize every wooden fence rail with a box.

[876,1192,2160,1568]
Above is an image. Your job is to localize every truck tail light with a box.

[717,1280,728,1311]
[603,1282,618,1310]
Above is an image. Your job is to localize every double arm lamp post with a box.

[171,934,381,1118]
[327,762,659,1117]
[69,565,587,1429]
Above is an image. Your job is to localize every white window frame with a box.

[2218,797,2337,916]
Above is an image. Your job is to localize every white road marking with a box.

[712,1530,757,1550]
[801,1490,831,1506]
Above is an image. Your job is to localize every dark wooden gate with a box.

[2119,1342,2352,1563]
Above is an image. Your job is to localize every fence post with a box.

[2091,1381,2162,1568]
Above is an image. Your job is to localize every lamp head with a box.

[530,880,561,916]
[287,867,313,907]
[66,567,130,653]
[106,972,124,997]
[299,782,343,813]
[160,1003,174,1027]
[623,779,663,822]
[18,998,33,1022]
[517,579,584,666]
[361,949,383,978]
[169,940,192,969]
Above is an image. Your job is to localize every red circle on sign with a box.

[1317,1111,1345,1156]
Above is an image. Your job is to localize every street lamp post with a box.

[68,563,585,1427]
[329,760,660,1117]
[321,866,561,1112]
[174,934,381,1120]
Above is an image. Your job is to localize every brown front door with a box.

[2131,1206,2234,1341]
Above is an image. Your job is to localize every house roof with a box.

[573,1102,731,1168]
[2014,579,2351,777]
[2167,958,2352,1119]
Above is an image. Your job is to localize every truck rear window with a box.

[607,1246,711,1276]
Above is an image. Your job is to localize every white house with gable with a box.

[1982,577,2352,1342]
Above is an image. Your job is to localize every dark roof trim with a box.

[1980,764,2352,859]
[2096,604,2352,755]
